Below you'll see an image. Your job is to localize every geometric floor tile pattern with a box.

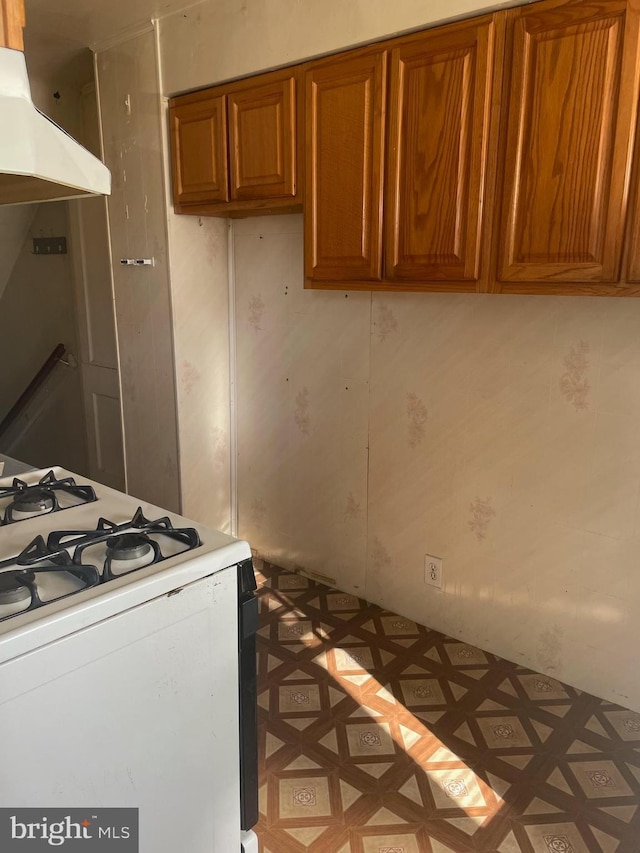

[254,562,640,852]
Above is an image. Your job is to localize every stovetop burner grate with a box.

[0,471,96,525]
[0,508,202,621]
[48,506,201,580]
[0,536,100,620]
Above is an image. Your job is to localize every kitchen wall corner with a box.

[166,211,232,532]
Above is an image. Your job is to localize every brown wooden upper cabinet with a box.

[170,0,640,295]
[497,0,640,290]
[228,76,296,201]
[304,47,387,282]
[170,68,299,214]
[304,0,640,294]
[304,16,502,289]
[171,94,229,206]
[0,0,25,50]
[385,16,498,284]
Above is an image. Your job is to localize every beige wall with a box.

[24,34,94,140]
[153,0,640,710]
[166,210,232,531]
[233,216,640,713]
[96,30,180,511]
[0,203,87,473]
[0,38,93,474]
[0,207,37,301]
[93,24,233,521]
[159,0,526,94]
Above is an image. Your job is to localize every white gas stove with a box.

[0,467,258,853]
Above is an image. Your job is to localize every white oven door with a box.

[0,567,241,853]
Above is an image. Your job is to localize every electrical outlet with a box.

[424,554,443,589]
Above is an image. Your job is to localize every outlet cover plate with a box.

[424,554,443,589]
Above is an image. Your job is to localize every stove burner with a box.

[12,488,55,515]
[0,573,32,605]
[106,533,153,562]
[48,507,201,582]
[0,537,100,622]
[0,471,96,525]
[0,509,202,623]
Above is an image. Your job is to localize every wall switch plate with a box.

[424,554,443,589]
[33,236,67,255]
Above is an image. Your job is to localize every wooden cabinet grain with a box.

[385,17,498,284]
[170,69,300,214]
[304,48,387,282]
[497,0,640,289]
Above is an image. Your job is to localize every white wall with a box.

[155,0,640,711]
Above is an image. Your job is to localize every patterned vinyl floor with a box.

[254,561,640,853]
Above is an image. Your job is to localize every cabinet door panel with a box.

[170,95,229,205]
[386,18,495,281]
[0,0,25,50]
[499,0,640,283]
[305,49,387,282]
[229,76,296,201]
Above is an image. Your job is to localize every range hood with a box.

[0,45,111,206]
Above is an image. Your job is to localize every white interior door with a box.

[68,82,125,491]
